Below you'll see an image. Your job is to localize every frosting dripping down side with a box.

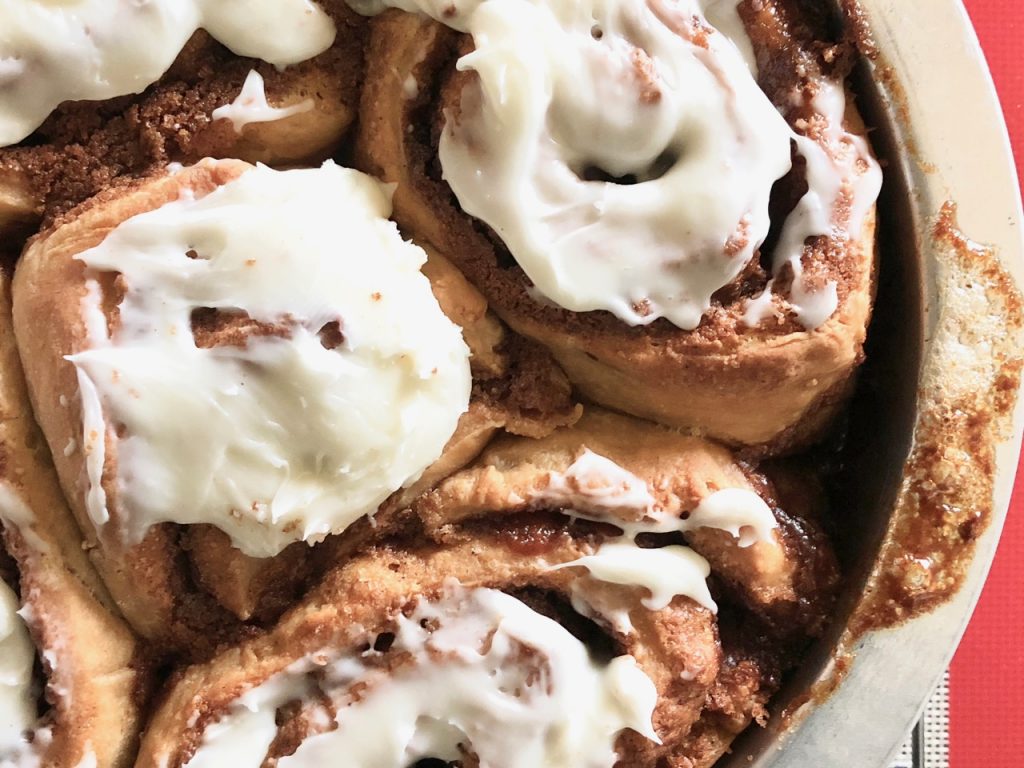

[211,70,315,134]
[352,0,881,331]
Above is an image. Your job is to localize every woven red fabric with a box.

[950,3,1024,766]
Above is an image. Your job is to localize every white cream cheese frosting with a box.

[539,449,778,618]
[555,543,716,611]
[353,0,881,331]
[185,585,659,768]
[69,162,472,558]
[0,0,336,147]
[541,448,658,514]
[539,449,778,542]
[747,79,884,329]
[0,579,36,762]
[212,70,315,133]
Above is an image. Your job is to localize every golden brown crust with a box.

[11,158,579,655]
[354,5,878,453]
[0,273,146,768]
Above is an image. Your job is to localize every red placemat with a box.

[949,2,1024,766]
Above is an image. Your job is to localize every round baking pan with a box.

[720,1,1024,766]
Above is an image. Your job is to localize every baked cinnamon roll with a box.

[0,0,365,248]
[0,274,145,768]
[409,408,839,636]
[355,0,882,453]
[136,408,836,768]
[11,158,577,655]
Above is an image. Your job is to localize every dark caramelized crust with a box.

[355,1,878,453]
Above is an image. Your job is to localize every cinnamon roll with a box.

[0,274,145,768]
[355,0,882,453]
[136,408,836,767]
[11,158,577,654]
[0,0,365,247]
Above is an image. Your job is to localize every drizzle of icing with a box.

[765,80,884,329]
[184,585,659,767]
[539,449,778,542]
[741,281,778,327]
[687,487,780,548]
[538,450,778,619]
[540,448,657,516]
[553,542,716,611]
[0,0,336,148]
[69,162,472,557]
[211,70,314,133]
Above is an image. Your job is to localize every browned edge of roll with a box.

[10,158,580,657]
[0,271,147,768]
